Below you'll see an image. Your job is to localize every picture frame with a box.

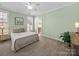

[15,17,24,25]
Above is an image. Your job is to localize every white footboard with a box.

[11,33,39,52]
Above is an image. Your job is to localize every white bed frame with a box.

[11,32,39,52]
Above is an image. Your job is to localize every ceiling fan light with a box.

[27,5,32,10]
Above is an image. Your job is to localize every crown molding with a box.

[38,3,77,16]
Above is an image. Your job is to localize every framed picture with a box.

[15,17,24,25]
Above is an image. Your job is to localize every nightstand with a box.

[0,33,9,41]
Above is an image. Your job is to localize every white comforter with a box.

[11,32,39,51]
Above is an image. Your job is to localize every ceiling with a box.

[0,2,76,16]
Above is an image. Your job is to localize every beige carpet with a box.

[0,36,71,56]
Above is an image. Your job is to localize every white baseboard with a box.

[41,34,63,42]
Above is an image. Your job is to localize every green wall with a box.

[0,7,27,33]
[42,3,79,40]
[8,11,27,30]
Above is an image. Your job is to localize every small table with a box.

[70,32,79,55]
[0,33,9,41]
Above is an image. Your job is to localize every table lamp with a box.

[75,22,79,33]
[0,25,5,34]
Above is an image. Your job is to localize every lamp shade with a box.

[75,22,79,28]
[0,25,4,29]
[0,25,5,29]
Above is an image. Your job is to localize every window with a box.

[0,12,8,34]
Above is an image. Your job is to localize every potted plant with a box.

[60,32,71,47]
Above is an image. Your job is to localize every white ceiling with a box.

[0,2,76,16]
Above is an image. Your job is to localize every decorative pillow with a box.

[13,28,25,33]
[19,28,25,32]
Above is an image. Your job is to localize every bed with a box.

[11,32,39,52]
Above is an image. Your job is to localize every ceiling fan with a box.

[25,2,40,10]
[25,2,33,10]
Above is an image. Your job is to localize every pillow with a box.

[13,28,25,33]
[19,28,25,32]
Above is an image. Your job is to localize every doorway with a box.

[35,16,42,34]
